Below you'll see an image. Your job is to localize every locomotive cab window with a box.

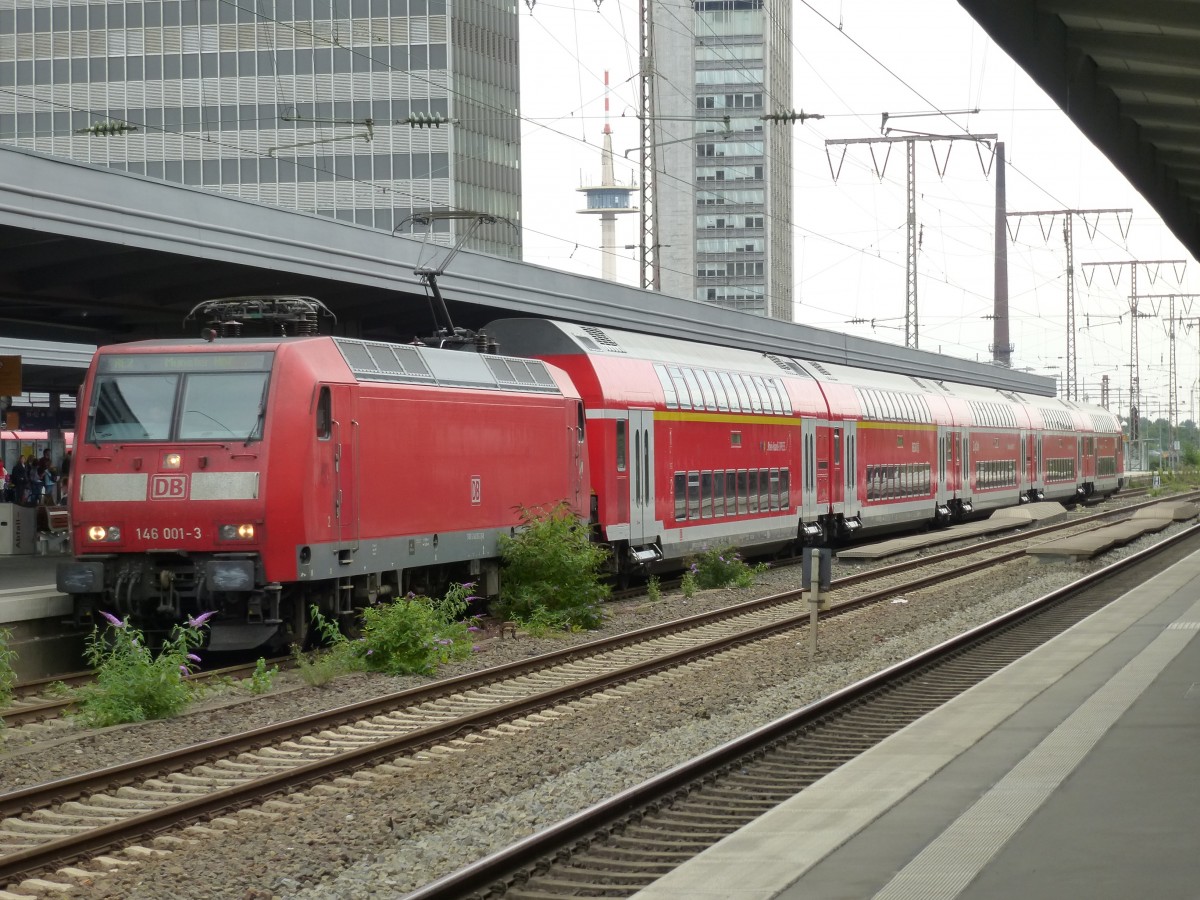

[316,386,331,439]
[89,351,273,443]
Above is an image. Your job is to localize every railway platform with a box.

[1026,501,1199,562]
[0,553,81,680]
[632,541,1200,899]
[836,503,1069,562]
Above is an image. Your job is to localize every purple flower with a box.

[187,653,202,664]
[471,645,481,653]
[460,582,476,590]
[467,626,481,633]
[100,611,124,628]
[366,649,374,656]
[187,611,216,628]
[436,638,452,646]
[179,664,189,675]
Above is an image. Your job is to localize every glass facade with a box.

[0,0,521,256]
[652,0,791,320]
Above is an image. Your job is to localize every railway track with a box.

[0,491,1189,890]
[0,659,290,728]
[2,488,1166,732]
[405,519,1200,900]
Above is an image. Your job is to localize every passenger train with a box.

[56,315,1125,650]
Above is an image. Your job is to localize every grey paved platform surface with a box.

[837,503,1068,561]
[0,553,69,625]
[632,545,1200,900]
[1027,501,1198,562]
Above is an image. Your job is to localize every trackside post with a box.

[802,547,832,662]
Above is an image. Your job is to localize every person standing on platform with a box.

[0,458,8,502]
[59,450,72,504]
[10,455,30,505]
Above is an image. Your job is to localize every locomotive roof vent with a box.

[806,359,834,378]
[186,295,335,338]
[764,354,814,378]
[578,326,626,353]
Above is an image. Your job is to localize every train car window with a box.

[701,472,713,519]
[709,371,730,411]
[739,375,761,413]
[654,365,678,409]
[668,367,691,410]
[718,372,740,412]
[766,378,788,414]
[316,386,331,440]
[577,403,585,442]
[725,470,737,513]
[901,395,914,421]
[692,370,717,411]
[681,369,705,411]
[674,472,687,520]
[687,471,701,519]
[768,469,779,510]
[780,468,790,507]
[616,421,627,472]
[737,469,748,514]
[731,431,742,447]
[747,469,759,513]
[713,472,725,517]
[731,374,754,412]
[759,468,771,511]
[833,428,841,464]
[748,374,768,415]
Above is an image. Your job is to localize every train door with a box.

[800,417,819,524]
[627,409,655,549]
[945,430,960,495]
[328,385,359,558]
[814,425,830,506]
[962,432,971,495]
[936,427,948,504]
[841,422,857,517]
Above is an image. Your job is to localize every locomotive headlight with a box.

[87,525,122,543]
[219,523,256,540]
[162,453,182,469]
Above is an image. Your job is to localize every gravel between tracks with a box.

[0,498,1190,899]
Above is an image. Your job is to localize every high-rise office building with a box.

[650,0,791,320]
[0,0,521,257]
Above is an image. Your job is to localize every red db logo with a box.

[150,475,188,499]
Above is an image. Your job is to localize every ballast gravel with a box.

[0,499,1190,899]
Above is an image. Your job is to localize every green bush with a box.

[646,575,662,603]
[75,611,211,727]
[495,502,610,632]
[355,583,477,675]
[292,608,362,686]
[244,657,279,695]
[0,627,15,710]
[687,545,767,590]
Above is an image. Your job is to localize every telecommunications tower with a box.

[577,71,637,283]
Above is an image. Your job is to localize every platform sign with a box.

[802,547,832,591]
[0,356,20,396]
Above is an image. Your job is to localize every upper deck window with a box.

[89,351,273,443]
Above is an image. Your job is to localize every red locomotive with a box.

[57,330,586,650]
[57,307,1124,650]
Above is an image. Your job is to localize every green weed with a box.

[74,611,211,727]
[494,502,609,632]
